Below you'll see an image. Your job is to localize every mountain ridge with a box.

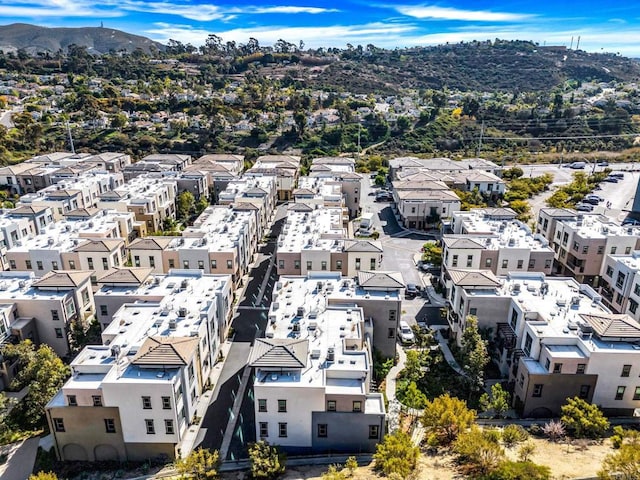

[0,23,164,55]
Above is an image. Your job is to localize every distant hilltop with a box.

[0,23,165,55]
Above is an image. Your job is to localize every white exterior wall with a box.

[444,247,482,270]
[626,271,640,321]
[345,252,382,277]
[28,249,64,276]
[301,249,332,275]
[587,350,640,410]
[254,384,325,447]
[495,249,532,276]
[177,248,210,271]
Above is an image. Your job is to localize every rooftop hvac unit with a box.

[311,349,321,359]
[168,319,177,330]
[326,347,335,363]
[178,307,187,317]
[296,306,305,317]
[110,345,121,358]
[512,283,521,294]
[181,279,188,289]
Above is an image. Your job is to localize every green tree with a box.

[460,316,489,393]
[111,113,128,130]
[175,448,220,479]
[421,241,442,266]
[177,191,196,222]
[373,431,419,478]
[500,425,528,448]
[422,393,477,444]
[402,381,427,410]
[248,441,286,479]
[560,397,609,439]
[10,342,70,428]
[598,442,640,480]
[502,167,524,180]
[479,383,511,419]
[402,350,427,384]
[195,195,210,215]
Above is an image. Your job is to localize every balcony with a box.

[497,323,517,351]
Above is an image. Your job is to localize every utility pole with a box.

[576,36,581,50]
[477,120,485,157]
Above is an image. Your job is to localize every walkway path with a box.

[0,437,40,480]
[384,343,406,434]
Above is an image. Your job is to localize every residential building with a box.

[217,176,277,237]
[245,155,301,201]
[599,251,640,320]
[123,154,192,181]
[46,271,233,462]
[251,272,387,453]
[309,158,362,218]
[394,188,461,229]
[536,208,578,243]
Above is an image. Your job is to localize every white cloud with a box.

[249,6,339,14]
[0,0,123,17]
[397,5,534,22]
[119,1,228,22]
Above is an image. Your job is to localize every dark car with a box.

[603,177,619,183]
[375,192,393,202]
[583,197,600,205]
[405,283,419,298]
[597,161,609,167]
[576,203,594,212]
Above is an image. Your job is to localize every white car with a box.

[397,321,415,344]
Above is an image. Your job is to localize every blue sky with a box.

[2,1,640,56]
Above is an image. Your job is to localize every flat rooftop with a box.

[446,220,551,251]
[0,271,70,301]
[178,206,254,252]
[562,215,640,239]
[278,208,345,253]
[609,251,640,271]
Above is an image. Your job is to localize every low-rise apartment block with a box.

[97,175,177,232]
[245,155,300,201]
[186,154,245,202]
[309,157,362,218]
[218,176,277,237]
[46,270,233,462]
[0,270,94,360]
[123,154,192,181]
[599,251,640,321]
[251,272,390,453]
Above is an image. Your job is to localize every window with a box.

[227,260,233,269]
[196,260,204,270]
[635,283,640,296]
[626,246,632,255]
[388,328,395,338]
[553,363,563,374]
[318,424,327,437]
[278,259,284,269]
[597,245,605,255]
[102,257,109,270]
[168,259,175,268]
[51,309,59,321]
[162,396,171,409]
[517,259,523,269]
[258,399,267,412]
[369,425,380,439]
[55,328,63,338]
[165,419,174,435]
[452,255,458,267]
[622,365,632,377]
[573,241,579,251]
[336,260,342,269]
[528,259,535,269]
[616,386,626,400]
[100,305,108,316]
[485,258,492,268]
[577,364,586,374]
[92,395,103,407]
[259,422,268,437]
[294,260,300,270]
[605,266,614,277]
[69,259,76,270]
[81,288,90,306]
[145,419,155,434]
[545,358,550,370]
[370,258,376,270]
[67,395,77,406]
[466,255,473,268]
[9,260,15,270]
[142,396,152,409]
[134,256,141,267]
[532,384,543,398]
[148,256,155,268]
[36,260,43,270]
[321,261,327,271]
[579,385,591,400]
[25,260,32,270]
[183,260,190,269]
[53,418,65,432]
[469,308,477,316]
[211,259,217,270]
[630,299,639,315]
[510,308,518,329]
[87,257,94,269]
[105,418,116,433]
[544,259,552,269]
[355,258,361,270]
[278,400,287,412]
[524,333,532,356]
[502,259,508,269]
[611,246,618,254]
[327,400,336,411]
[616,272,626,289]
[278,422,287,437]
[389,310,396,322]
[582,245,589,254]
[353,401,362,412]
[634,387,640,401]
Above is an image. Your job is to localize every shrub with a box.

[481,460,551,480]
[453,427,505,475]
[174,448,220,479]
[344,456,358,477]
[517,441,536,462]
[542,420,566,442]
[561,397,609,439]
[421,394,477,444]
[248,441,286,479]
[502,425,529,448]
[373,431,419,478]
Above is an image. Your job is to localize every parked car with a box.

[405,283,419,298]
[375,192,393,202]
[397,321,415,344]
[603,177,619,183]
[583,197,600,205]
[597,161,609,167]
[569,161,586,169]
[586,194,603,202]
[576,203,594,212]
[622,218,640,226]
[609,172,625,179]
